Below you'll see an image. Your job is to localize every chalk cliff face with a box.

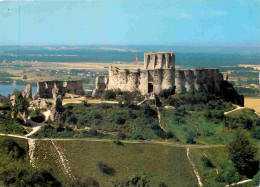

[51,88,64,122]
[22,84,32,99]
[35,80,84,99]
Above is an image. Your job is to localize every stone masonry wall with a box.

[36,80,84,98]
[175,69,223,94]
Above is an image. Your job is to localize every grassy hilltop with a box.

[0,90,259,186]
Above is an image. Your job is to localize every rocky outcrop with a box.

[22,84,32,99]
[29,98,49,109]
[219,81,244,106]
[51,88,64,122]
[9,94,16,107]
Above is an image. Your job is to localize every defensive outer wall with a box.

[92,51,243,105]
[35,80,84,99]
[93,52,226,95]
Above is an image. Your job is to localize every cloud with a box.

[212,11,228,16]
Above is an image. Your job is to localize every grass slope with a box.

[35,140,198,187]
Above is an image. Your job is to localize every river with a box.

[0,84,37,97]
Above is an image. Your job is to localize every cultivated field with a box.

[244,97,260,114]
[238,64,260,70]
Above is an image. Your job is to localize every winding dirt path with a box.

[156,107,167,133]
[187,147,203,187]
[50,140,75,179]
[225,179,252,186]
[28,139,36,167]
[224,107,244,115]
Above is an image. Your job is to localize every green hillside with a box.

[34,140,197,187]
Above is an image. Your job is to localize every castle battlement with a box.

[144,52,175,70]
[92,51,243,106]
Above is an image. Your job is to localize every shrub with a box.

[159,87,175,98]
[228,131,258,177]
[201,155,215,168]
[113,175,150,187]
[89,129,98,136]
[113,140,124,146]
[186,132,196,144]
[0,138,25,159]
[68,115,78,125]
[102,90,117,100]
[251,172,260,186]
[116,117,126,124]
[143,105,157,118]
[117,132,126,140]
[0,169,61,187]
[252,126,260,139]
[13,90,29,114]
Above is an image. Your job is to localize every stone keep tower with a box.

[140,52,175,94]
[144,52,175,70]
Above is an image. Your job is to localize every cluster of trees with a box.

[112,175,150,187]
[161,91,223,108]
[0,138,61,187]
[200,132,259,185]
[57,102,168,140]
[0,103,25,134]
[0,71,14,83]
[102,90,145,105]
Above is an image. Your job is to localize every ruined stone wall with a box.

[175,69,223,94]
[107,66,139,92]
[92,76,108,97]
[144,52,175,70]
[106,66,175,95]
[36,80,84,98]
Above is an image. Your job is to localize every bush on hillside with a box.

[13,90,29,115]
[251,172,260,186]
[186,131,196,144]
[158,87,175,98]
[0,111,25,134]
[102,90,117,100]
[0,169,61,187]
[228,131,258,178]
[201,155,215,168]
[0,138,25,159]
[113,175,150,187]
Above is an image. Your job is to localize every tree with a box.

[13,90,29,115]
[227,131,257,177]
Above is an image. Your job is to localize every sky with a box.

[0,0,260,46]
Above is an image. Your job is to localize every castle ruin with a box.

[34,80,84,99]
[93,51,243,105]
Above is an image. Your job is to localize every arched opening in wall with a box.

[148,83,153,93]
